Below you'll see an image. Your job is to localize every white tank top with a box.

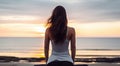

[47,28,73,64]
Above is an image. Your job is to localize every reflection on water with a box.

[0,49,120,58]
[0,37,120,58]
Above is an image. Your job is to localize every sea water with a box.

[0,37,120,57]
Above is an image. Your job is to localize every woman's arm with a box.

[70,28,76,62]
[44,28,50,62]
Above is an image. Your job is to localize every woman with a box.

[44,5,76,66]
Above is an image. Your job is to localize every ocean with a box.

[0,37,120,57]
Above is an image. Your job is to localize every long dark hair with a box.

[47,5,68,43]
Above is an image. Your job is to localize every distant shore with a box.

[0,56,120,63]
[0,56,120,66]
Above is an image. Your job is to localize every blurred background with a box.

[0,0,120,58]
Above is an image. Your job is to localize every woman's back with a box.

[51,38,69,53]
[51,27,69,52]
[47,27,74,64]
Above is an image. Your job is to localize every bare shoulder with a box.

[46,28,50,32]
[68,27,75,40]
[68,27,75,33]
[45,28,50,35]
[68,27,75,38]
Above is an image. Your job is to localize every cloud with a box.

[0,0,120,23]
[67,0,120,22]
[0,0,59,16]
[52,0,82,4]
[0,0,56,23]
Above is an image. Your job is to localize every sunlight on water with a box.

[0,37,120,58]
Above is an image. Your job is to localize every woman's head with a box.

[47,5,68,43]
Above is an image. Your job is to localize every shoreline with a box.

[0,56,120,63]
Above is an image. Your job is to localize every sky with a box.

[0,0,120,37]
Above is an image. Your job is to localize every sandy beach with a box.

[0,62,34,66]
[88,63,120,66]
[0,62,120,66]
